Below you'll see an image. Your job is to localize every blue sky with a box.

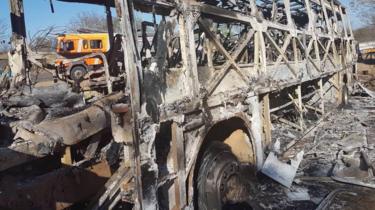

[0,0,106,35]
[0,0,367,37]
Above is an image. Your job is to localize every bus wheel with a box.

[197,141,251,210]
[70,66,88,81]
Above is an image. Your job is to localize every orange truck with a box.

[55,33,110,81]
[358,41,375,61]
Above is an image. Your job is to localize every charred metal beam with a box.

[117,0,144,208]
[105,0,115,50]
[57,0,115,6]
[8,0,27,87]
[9,0,26,38]
[87,163,132,210]
[19,92,123,145]
[0,93,124,172]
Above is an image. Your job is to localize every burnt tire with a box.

[197,141,250,210]
[70,65,88,81]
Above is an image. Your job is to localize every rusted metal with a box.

[88,163,132,210]
[17,92,122,145]
[0,93,123,172]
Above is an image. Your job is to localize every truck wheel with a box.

[197,141,251,210]
[70,66,88,81]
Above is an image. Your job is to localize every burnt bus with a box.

[5,0,356,209]
[112,0,356,209]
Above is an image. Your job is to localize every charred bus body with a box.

[5,0,356,209]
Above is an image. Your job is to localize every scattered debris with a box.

[315,189,345,210]
[357,82,375,98]
[261,151,304,188]
[286,186,311,201]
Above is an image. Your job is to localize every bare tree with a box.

[28,26,67,52]
[69,11,106,32]
[68,11,120,33]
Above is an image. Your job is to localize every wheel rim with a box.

[73,70,85,80]
[70,66,87,81]
[206,152,241,206]
[198,142,251,210]
[74,71,83,78]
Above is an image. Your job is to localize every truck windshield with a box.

[59,40,75,51]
